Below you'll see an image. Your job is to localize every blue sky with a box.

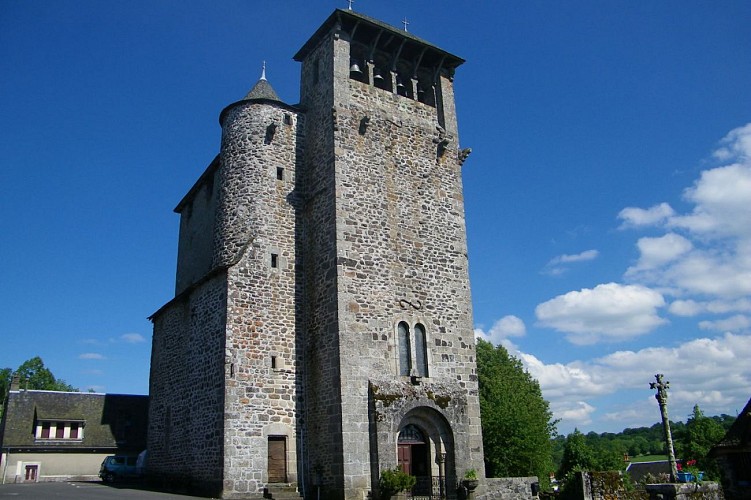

[1,1,749,435]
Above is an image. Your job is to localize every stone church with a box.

[148,8,489,499]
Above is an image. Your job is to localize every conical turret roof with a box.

[243,63,281,101]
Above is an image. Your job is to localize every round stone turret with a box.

[213,71,298,268]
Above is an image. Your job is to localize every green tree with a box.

[558,429,598,478]
[476,339,557,489]
[679,405,725,480]
[13,356,78,392]
[0,367,12,399]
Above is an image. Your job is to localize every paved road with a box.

[0,481,209,499]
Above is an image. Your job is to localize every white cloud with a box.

[543,249,599,276]
[535,283,667,344]
[121,333,146,343]
[618,202,675,228]
[79,353,106,360]
[475,315,526,345]
[550,249,599,264]
[627,233,692,273]
[698,314,750,333]
[512,332,751,431]
[554,401,596,427]
[669,163,751,239]
[665,298,751,317]
[620,124,751,307]
[712,123,751,162]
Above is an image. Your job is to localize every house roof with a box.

[0,390,148,452]
[625,461,674,483]
[710,395,751,456]
[293,9,465,72]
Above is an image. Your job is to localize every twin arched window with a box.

[398,322,428,378]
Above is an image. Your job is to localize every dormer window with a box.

[35,420,85,440]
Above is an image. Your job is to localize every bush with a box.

[379,467,416,498]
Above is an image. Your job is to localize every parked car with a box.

[99,455,140,482]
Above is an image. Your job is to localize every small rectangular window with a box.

[70,422,79,439]
[56,422,65,439]
[271,253,278,268]
[283,114,292,125]
[271,356,277,369]
[276,167,284,180]
[41,422,50,439]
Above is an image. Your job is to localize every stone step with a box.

[263,484,301,499]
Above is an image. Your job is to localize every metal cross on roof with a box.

[347,0,354,10]
[402,17,409,31]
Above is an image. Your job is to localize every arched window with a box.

[397,321,429,378]
[398,322,411,376]
[414,323,428,377]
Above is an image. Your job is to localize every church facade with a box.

[147,9,484,499]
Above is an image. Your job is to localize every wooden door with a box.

[268,436,287,483]
[398,444,412,474]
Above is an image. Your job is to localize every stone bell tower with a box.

[293,9,483,500]
[147,8,483,500]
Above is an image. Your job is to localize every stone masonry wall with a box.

[218,98,303,498]
[148,272,227,496]
[174,157,221,295]
[297,30,347,497]
[328,30,484,499]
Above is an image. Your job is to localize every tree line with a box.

[475,339,735,491]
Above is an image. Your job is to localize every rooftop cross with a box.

[402,16,409,32]
[347,0,354,10]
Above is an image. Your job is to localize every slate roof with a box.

[710,395,751,455]
[626,461,673,483]
[0,390,148,452]
[243,76,281,102]
[293,8,465,71]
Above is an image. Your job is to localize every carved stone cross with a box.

[650,374,678,482]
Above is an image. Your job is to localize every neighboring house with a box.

[0,380,147,483]
[709,396,751,499]
[625,460,673,484]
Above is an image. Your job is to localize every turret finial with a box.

[261,61,267,81]
[347,0,354,10]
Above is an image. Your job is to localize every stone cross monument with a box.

[650,373,678,482]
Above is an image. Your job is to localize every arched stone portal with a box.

[397,407,456,498]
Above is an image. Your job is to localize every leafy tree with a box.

[0,368,12,399]
[476,339,557,489]
[678,405,725,480]
[558,429,598,477]
[9,356,77,392]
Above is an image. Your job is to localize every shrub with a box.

[379,467,416,498]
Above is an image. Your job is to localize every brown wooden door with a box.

[268,436,287,483]
[398,444,412,475]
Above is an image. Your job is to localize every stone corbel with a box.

[458,147,472,165]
